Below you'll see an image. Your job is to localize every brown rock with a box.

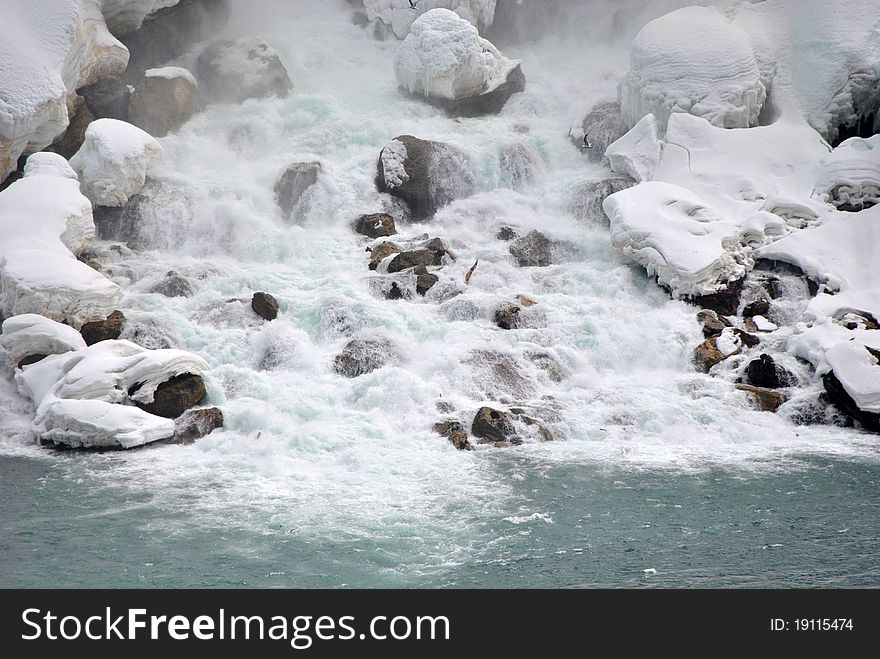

[171,407,224,443]
[416,272,439,296]
[369,242,401,270]
[434,420,473,451]
[275,161,321,219]
[80,310,126,345]
[736,385,787,413]
[471,407,516,444]
[697,309,730,338]
[355,213,397,238]
[387,249,442,273]
[128,71,203,137]
[694,337,725,373]
[134,373,206,419]
[509,230,552,267]
[47,94,94,159]
[494,303,521,330]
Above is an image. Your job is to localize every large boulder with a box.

[128,68,203,137]
[0,314,86,368]
[744,354,794,389]
[376,135,475,219]
[822,342,880,432]
[393,9,524,117]
[70,119,163,208]
[509,230,552,267]
[196,37,293,104]
[274,161,321,220]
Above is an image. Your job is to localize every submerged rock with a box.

[494,303,521,330]
[569,176,636,225]
[251,292,279,321]
[509,230,552,267]
[571,101,629,162]
[434,420,473,451]
[368,242,402,270]
[196,36,293,104]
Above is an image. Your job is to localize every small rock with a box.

[416,272,439,296]
[275,161,321,219]
[171,407,224,444]
[736,384,787,413]
[471,407,516,444]
[134,373,207,419]
[494,303,521,330]
[697,309,731,338]
[733,328,760,349]
[421,237,447,254]
[509,230,552,267]
[386,282,405,300]
[369,242,401,270]
[434,420,473,451]
[80,310,126,345]
[694,337,725,373]
[355,213,396,238]
[743,299,770,318]
[687,278,744,316]
[496,226,518,241]
[251,292,279,321]
[387,249,442,273]
[151,271,194,298]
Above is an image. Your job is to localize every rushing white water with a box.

[2,0,880,584]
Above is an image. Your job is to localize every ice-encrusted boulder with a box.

[393,9,524,117]
[619,6,765,132]
[0,0,129,182]
[814,135,880,212]
[70,118,162,207]
[128,68,203,137]
[0,314,87,368]
[0,153,121,328]
[101,0,180,36]
[8,330,210,448]
[196,37,293,104]
[375,135,475,219]
[364,0,497,39]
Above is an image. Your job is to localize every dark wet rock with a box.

[369,242,402,270]
[79,76,131,121]
[823,371,880,432]
[569,176,636,225]
[421,237,447,254]
[686,278,744,316]
[733,328,760,349]
[120,0,231,75]
[743,299,770,318]
[693,337,725,373]
[134,373,206,419]
[744,354,794,389]
[275,161,321,219]
[416,270,439,296]
[196,36,293,104]
[434,420,473,451]
[17,354,47,369]
[128,70,203,137]
[736,384,787,413]
[471,407,516,444]
[151,272,194,298]
[80,310,126,346]
[170,407,224,444]
[572,101,629,163]
[47,94,94,159]
[387,249,442,273]
[496,226,518,241]
[509,230,553,267]
[251,292,279,321]
[375,135,475,220]
[697,309,731,338]
[494,303,521,330]
[409,64,526,118]
[355,213,396,238]
[333,338,398,378]
[386,282,406,300]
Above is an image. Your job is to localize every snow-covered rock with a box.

[825,341,880,414]
[101,0,180,36]
[70,118,162,207]
[814,135,880,212]
[0,314,87,368]
[393,9,524,116]
[129,67,203,137]
[364,0,497,39]
[0,152,121,328]
[605,113,662,182]
[0,0,129,182]
[9,333,210,449]
[619,6,765,132]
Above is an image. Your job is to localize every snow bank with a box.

[815,135,880,211]
[11,334,209,448]
[393,9,516,101]
[364,0,497,39]
[0,314,86,367]
[619,6,765,132]
[0,153,120,328]
[70,118,163,207]
[0,0,129,181]
[101,0,180,36]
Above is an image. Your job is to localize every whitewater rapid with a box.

[2,0,879,584]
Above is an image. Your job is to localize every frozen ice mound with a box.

[815,135,880,211]
[619,6,765,132]
[365,0,497,40]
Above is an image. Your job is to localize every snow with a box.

[393,8,517,101]
[619,6,766,132]
[0,153,121,328]
[0,314,87,367]
[364,0,497,39]
[605,113,661,183]
[70,118,163,207]
[0,0,129,181]
[13,337,209,449]
[144,67,199,88]
[814,135,880,210]
[380,139,410,188]
[753,316,778,332]
[716,327,742,357]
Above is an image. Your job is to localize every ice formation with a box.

[0,0,129,181]
[393,9,516,101]
[364,0,497,39]
[0,153,120,328]
[8,332,209,449]
[814,135,880,211]
[0,314,87,368]
[70,118,163,207]
[619,6,766,131]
